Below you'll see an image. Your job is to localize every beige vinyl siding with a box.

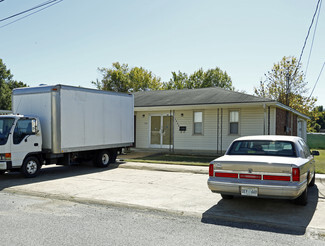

[135,105,282,152]
[174,109,217,150]
[240,107,265,136]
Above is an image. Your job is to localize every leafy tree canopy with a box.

[254,56,317,116]
[0,59,27,110]
[309,106,325,132]
[163,67,234,90]
[92,62,162,93]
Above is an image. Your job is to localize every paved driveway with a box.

[0,161,324,237]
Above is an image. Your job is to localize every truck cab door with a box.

[10,118,42,168]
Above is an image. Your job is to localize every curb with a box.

[117,161,208,175]
[119,161,325,180]
[4,187,324,239]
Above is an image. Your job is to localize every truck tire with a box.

[294,187,308,206]
[21,156,41,178]
[96,150,110,168]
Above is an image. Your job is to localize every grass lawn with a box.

[124,151,325,174]
[313,149,325,174]
[123,154,215,166]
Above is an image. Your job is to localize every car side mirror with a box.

[311,150,320,156]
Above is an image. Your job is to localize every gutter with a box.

[273,102,310,120]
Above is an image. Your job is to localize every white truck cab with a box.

[0,115,42,177]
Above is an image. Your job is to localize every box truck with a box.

[0,85,134,177]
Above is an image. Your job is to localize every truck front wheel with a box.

[21,156,41,178]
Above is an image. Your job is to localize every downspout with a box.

[268,106,270,135]
[217,109,219,154]
[221,108,223,154]
[263,104,266,135]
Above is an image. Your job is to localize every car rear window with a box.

[227,140,297,157]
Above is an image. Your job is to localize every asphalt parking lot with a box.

[0,161,325,238]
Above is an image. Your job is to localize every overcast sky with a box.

[1,0,324,106]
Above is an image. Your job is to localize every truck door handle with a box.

[34,143,39,147]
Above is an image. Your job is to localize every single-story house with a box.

[133,87,309,155]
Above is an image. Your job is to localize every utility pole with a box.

[285,60,291,135]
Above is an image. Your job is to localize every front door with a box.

[150,115,173,148]
[10,118,42,168]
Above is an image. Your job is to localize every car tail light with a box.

[292,168,300,182]
[209,164,214,177]
[239,174,261,180]
[215,172,238,178]
[263,175,290,181]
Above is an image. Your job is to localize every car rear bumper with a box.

[207,177,307,199]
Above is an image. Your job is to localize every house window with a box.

[194,111,203,135]
[229,110,239,135]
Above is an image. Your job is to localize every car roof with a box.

[233,135,302,142]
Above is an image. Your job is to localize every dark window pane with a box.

[230,122,238,134]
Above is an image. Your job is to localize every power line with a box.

[0,0,60,23]
[0,0,63,29]
[295,0,322,72]
[305,0,323,77]
[309,61,325,99]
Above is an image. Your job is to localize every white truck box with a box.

[12,85,134,154]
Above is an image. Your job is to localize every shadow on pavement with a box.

[201,185,319,235]
[0,161,123,191]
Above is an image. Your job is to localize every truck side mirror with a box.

[31,119,39,134]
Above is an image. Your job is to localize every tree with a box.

[163,67,234,90]
[93,62,162,93]
[254,56,317,116]
[309,106,325,132]
[163,71,189,90]
[0,59,27,110]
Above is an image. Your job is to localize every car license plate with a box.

[241,187,258,197]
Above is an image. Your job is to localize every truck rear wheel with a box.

[96,150,111,168]
[21,156,41,178]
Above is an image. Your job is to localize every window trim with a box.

[193,111,203,135]
[229,109,240,135]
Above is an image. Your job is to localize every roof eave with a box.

[134,101,275,111]
[274,102,310,120]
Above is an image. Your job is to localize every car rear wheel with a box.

[308,173,315,187]
[294,187,308,206]
[221,194,234,199]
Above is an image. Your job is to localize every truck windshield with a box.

[227,140,297,157]
[0,118,15,145]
